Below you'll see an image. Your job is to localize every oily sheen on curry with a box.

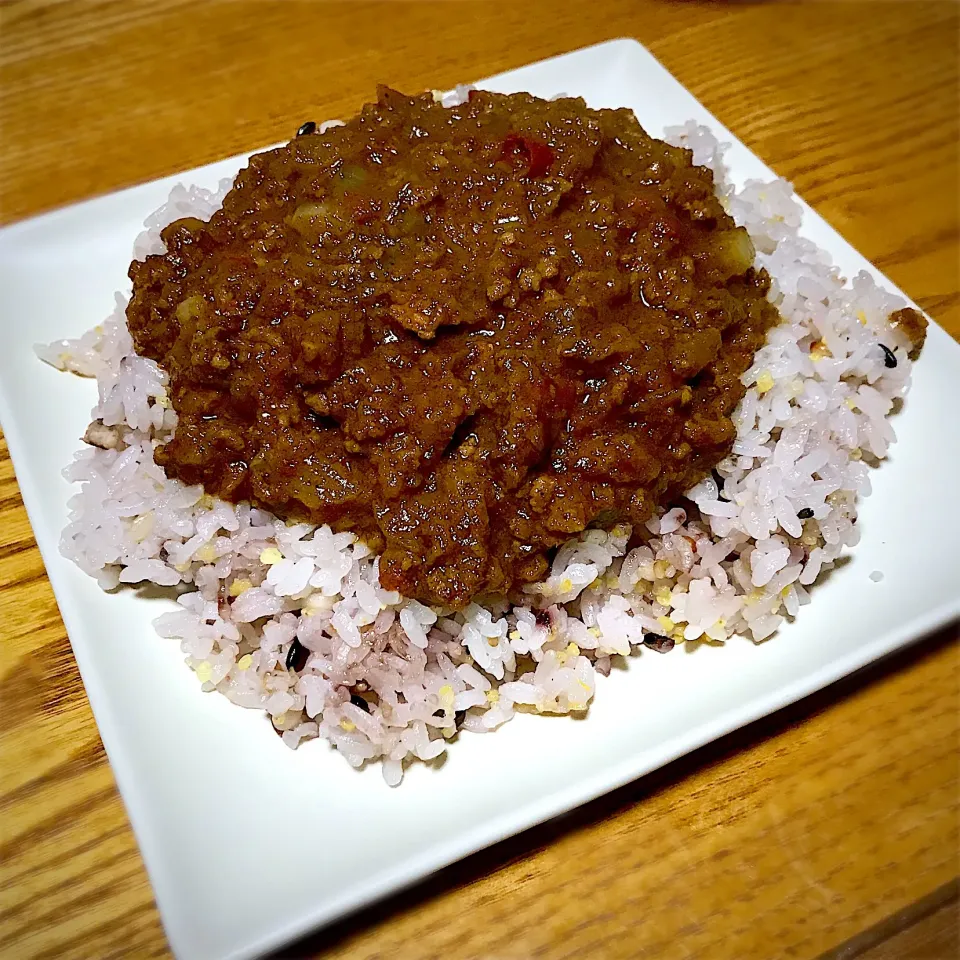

[126,88,778,608]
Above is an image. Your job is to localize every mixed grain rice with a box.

[36,106,919,785]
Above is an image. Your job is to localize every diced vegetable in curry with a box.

[127,88,780,607]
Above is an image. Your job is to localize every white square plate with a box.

[1,38,958,960]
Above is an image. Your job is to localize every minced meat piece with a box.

[126,88,778,607]
[888,307,928,359]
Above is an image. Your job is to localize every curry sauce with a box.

[127,88,779,607]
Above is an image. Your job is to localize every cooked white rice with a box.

[36,102,920,786]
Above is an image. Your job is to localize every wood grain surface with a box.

[1,2,957,959]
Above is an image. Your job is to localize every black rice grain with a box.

[643,634,675,654]
[285,638,309,672]
[350,693,371,713]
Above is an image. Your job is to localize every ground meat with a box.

[126,87,778,607]
[888,307,927,359]
[83,419,124,450]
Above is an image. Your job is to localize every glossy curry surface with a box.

[128,88,777,606]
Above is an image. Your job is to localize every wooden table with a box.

[1,2,957,958]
